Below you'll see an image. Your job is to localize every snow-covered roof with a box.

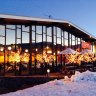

[0,14,96,41]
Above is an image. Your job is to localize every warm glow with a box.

[47,50,52,54]
[36,48,38,52]
[46,46,49,49]
[57,51,60,54]
[35,50,54,63]
[68,24,71,26]
[8,46,11,51]
[0,56,4,63]
[21,53,29,63]
[9,52,20,63]
[0,47,4,51]
[47,69,50,73]
[25,49,28,53]
[65,54,75,63]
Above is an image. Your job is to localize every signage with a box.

[82,42,91,49]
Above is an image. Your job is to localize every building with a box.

[0,14,96,76]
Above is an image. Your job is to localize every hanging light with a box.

[47,69,50,73]
[57,51,60,54]
[36,48,38,52]
[8,46,12,51]
[25,49,28,53]
[46,46,49,49]
[0,47,4,51]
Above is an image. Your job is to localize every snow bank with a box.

[2,71,96,96]
[54,79,65,85]
[71,70,96,82]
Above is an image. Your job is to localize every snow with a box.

[71,70,96,82]
[1,71,96,96]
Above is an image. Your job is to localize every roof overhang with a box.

[0,14,96,42]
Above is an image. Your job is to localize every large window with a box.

[6,27,15,45]
[22,25,29,43]
[0,25,5,45]
[0,22,91,76]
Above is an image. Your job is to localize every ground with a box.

[1,71,96,96]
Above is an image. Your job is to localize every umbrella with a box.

[80,49,94,54]
[59,48,78,54]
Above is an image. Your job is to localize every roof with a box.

[0,14,96,42]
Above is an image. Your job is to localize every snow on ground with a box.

[1,71,96,96]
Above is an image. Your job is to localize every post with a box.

[29,25,32,75]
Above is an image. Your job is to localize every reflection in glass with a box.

[57,38,61,44]
[47,27,52,36]
[47,36,52,42]
[0,25,5,36]
[57,28,61,37]
[36,34,42,42]
[36,26,42,34]
[22,25,29,32]
[6,29,15,44]
[22,32,29,43]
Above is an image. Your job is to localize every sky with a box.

[0,0,96,37]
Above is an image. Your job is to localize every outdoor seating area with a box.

[59,48,96,75]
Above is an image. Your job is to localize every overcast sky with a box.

[0,0,96,37]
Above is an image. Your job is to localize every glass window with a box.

[32,25,35,31]
[65,39,68,46]
[17,25,21,28]
[32,40,35,43]
[47,27,52,36]
[22,25,29,32]
[78,38,80,42]
[69,34,71,39]
[47,36,52,42]
[0,25,5,36]
[64,31,68,39]
[36,26,42,34]
[62,37,64,46]
[17,39,21,44]
[54,27,56,35]
[43,33,46,41]
[22,32,29,43]
[57,28,61,37]
[6,29,15,44]
[32,32,35,41]
[69,38,72,46]
[72,40,75,45]
[54,42,56,45]
[36,34,42,42]
[72,35,75,41]
[57,38,61,44]
[17,29,21,38]
[62,31,64,37]
[75,38,77,45]
[0,38,4,45]
[54,35,56,43]
[43,26,46,34]
[6,25,15,29]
